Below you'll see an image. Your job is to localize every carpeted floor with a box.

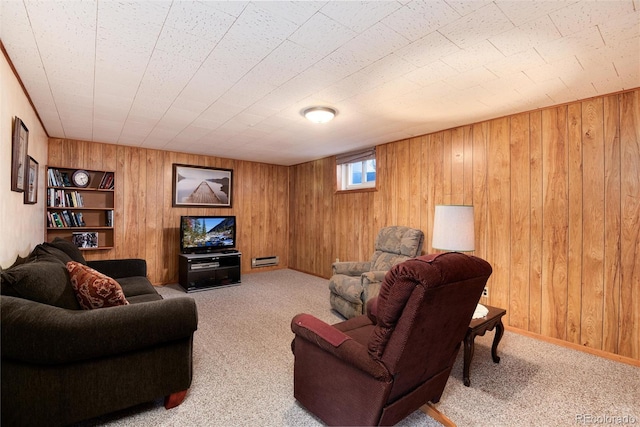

[78,269,640,427]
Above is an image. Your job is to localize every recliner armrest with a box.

[332,261,371,276]
[1,295,198,365]
[361,270,387,284]
[291,313,390,381]
[87,258,147,279]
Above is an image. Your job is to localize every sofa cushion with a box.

[0,260,81,309]
[116,276,159,298]
[47,237,87,264]
[29,243,73,265]
[66,261,129,309]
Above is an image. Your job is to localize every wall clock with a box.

[72,170,90,188]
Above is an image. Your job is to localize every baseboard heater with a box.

[251,256,279,268]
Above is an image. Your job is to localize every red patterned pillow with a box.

[66,261,129,309]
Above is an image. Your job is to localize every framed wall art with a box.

[11,117,29,192]
[24,156,38,204]
[172,164,233,208]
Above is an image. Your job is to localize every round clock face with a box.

[72,170,90,187]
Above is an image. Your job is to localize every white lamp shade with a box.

[304,107,336,123]
[432,205,475,252]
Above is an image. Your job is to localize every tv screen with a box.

[180,216,236,254]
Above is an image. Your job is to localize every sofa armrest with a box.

[87,259,147,279]
[1,295,198,365]
[291,313,390,381]
[332,261,371,276]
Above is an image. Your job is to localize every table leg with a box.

[463,332,475,387]
[491,319,504,363]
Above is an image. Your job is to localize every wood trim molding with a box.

[505,325,640,368]
[0,40,49,137]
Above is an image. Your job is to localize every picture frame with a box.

[172,164,233,208]
[24,156,38,204]
[72,232,98,248]
[11,117,29,192]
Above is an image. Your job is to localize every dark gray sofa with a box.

[1,238,198,426]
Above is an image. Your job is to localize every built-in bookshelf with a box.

[46,166,115,251]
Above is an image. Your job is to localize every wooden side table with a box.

[463,305,506,387]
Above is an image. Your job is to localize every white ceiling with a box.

[1,1,638,166]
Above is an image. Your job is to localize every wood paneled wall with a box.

[48,140,289,284]
[288,89,640,361]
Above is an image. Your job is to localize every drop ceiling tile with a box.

[480,72,534,93]
[403,60,458,87]
[201,32,273,80]
[382,1,460,41]
[218,77,277,108]
[320,1,401,32]
[485,49,546,77]
[444,67,499,90]
[164,1,235,41]
[495,0,577,26]
[489,15,562,56]
[155,25,218,62]
[230,2,299,51]
[535,26,605,62]
[445,0,494,16]
[287,11,356,56]
[523,56,583,83]
[438,2,513,49]
[550,0,634,36]
[441,40,505,72]
[25,0,97,48]
[203,1,248,18]
[598,10,640,46]
[246,40,323,87]
[396,31,461,68]
[343,22,412,64]
[254,1,322,25]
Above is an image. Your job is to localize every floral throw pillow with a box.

[66,261,129,309]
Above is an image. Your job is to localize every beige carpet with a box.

[76,269,640,427]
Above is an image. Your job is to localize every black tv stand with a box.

[178,252,241,292]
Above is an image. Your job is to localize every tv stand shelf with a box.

[178,252,241,292]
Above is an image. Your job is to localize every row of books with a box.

[47,169,114,189]
[98,172,115,189]
[48,169,73,187]
[48,211,86,228]
[47,188,85,207]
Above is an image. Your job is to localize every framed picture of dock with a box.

[172,164,233,208]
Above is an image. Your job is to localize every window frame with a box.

[336,148,377,192]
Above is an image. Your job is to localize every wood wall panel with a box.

[619,90,640,359]
[541,106,569,341]
[288,88,640,361]
[509,113,530,330]
[603,94,621,355]
[48,141,289,285]
[567,102,582,345]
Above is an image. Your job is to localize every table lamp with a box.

[432,205,488,319]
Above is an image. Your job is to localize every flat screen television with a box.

[180,215,236,254]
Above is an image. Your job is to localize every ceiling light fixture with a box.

[303,106,336,123]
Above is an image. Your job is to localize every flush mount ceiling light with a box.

[303,106,337,123]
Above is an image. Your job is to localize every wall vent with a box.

[251,256,279,268]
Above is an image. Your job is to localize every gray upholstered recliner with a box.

[329,226,424,319]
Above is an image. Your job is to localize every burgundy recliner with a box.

[291,252,492,426]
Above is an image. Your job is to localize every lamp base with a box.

[472,303,488,319]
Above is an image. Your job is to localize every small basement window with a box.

[336,148,376,191]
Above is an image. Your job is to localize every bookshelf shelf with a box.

[46,166,115,251]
